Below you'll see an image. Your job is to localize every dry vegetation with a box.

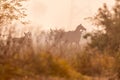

[0,27,119,80]
[0,0,120,80]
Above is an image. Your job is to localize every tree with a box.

[85,0,120,53]
[0,0,27,27]
[0,0,28,55]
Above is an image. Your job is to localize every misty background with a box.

[25,0,114,31]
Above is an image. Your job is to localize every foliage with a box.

[85,0,120,53]
[114,52,120,79]
[71,50,115,78]
[1,0,120,80]
[49,29,65,45]
[0,32,33,56]
[0,52,87,80]
[83,1,120,78]
[0,0,28,27]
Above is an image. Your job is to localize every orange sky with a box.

[26,0,114,31]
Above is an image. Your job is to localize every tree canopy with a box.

[86,0,120,53]
[0,0,27,27]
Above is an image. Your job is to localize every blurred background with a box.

[26,0,114,31]
[0,0,120,80]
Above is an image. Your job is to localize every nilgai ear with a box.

[50,28,52,31]
[24,32,27,36]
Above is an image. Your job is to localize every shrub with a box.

[71,51,115,77]
[0,52,88,80]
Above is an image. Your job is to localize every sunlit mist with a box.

[1,0,120,80]
[26,0,114,31]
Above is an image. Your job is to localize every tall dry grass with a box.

[0,28,120,80]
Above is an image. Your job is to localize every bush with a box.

[71,51,115,77]
[0,52,87,80]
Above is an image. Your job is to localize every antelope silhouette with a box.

[53,24,86,45]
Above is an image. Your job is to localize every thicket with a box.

[0,0,120,80]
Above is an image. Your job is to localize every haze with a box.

[26,0,114,31]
